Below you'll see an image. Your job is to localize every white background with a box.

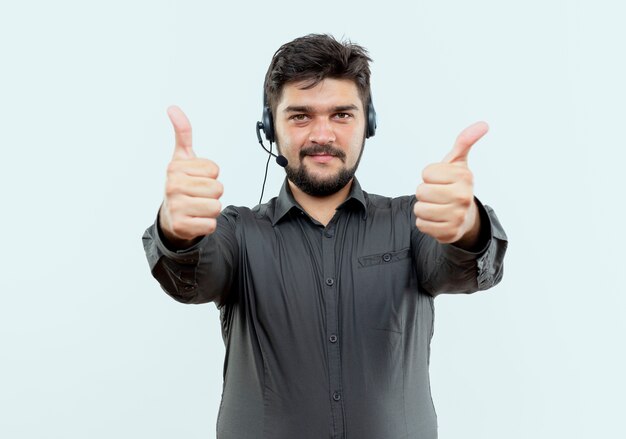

[1,0,624,438]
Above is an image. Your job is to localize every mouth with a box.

[306,153,336,164]
[300,145,345,163]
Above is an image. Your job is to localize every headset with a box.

[255,90,377,203]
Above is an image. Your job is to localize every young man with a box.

[143,34,508,439]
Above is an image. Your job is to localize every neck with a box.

[288,179,353,227]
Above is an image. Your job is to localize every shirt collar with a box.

[271,177,368,226]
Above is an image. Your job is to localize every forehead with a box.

[276,78,363,111]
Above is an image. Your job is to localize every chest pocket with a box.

[354,247,412,333]
[358,248,411,268]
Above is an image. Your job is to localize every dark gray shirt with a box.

[142,178,508,439]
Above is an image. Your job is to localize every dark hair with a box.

[263,34,372,114]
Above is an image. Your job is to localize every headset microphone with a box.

[256,122,288,167]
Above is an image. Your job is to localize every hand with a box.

[159,106,223,247]
[414,122,489,246]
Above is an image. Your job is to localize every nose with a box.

[308,117,336,145]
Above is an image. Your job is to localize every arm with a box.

[141,105,235,306]
[412,122,507,295]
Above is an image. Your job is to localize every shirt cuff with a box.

[153,211,208,265]
[440,198,508,290]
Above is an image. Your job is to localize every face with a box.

[274,78,367,197]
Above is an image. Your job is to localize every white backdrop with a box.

[1,1,624,438]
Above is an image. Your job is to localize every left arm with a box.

[412,121,508,295]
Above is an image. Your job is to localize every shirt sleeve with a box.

[410,197,508,296]
[141,207,239,307]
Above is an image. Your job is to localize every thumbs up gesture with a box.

[159,106,223,248]
[414,122,489,248]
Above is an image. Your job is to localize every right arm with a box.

[141,105,235,306]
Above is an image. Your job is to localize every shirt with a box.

[142,178,508,439]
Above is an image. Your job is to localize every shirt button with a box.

[382,253,392,262]
[325,278,335,286]
[329,334,338,343]
[332,392,341,401]
[324,230,334,238]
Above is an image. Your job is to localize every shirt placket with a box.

[321,221,345,439]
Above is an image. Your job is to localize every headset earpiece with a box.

[261,104,275,143]
[366,99,377,139]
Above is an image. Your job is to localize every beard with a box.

[282,143,364,197]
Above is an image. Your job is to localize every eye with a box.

[290,114,309,122]
[334,112,353,120]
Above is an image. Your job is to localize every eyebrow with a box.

[282,104,360,113]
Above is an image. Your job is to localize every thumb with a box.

[167,105,196,160]
[442,121,489,165]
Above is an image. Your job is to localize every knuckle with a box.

[453,210,465,226]
[415,218,425,231]
[460,168,474,184]
[171,220,187,236]
[206,199,222,216]
[166,161,180,175]
[201,159,220,177]
[213,180,224,198]
[206,219,217,234]
[414,204,425,219]
[165,180,179,197]
[422,164,436,181]
[168,198,180,213]
[450,209,465,225]
[415,184,425,200]
[413,202,420,215]
[455,191,472,207]
[213,199,222,214]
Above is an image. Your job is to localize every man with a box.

[143,34,507,439]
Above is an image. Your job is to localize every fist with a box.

[414,122,488,245]
[159,106,223,246]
